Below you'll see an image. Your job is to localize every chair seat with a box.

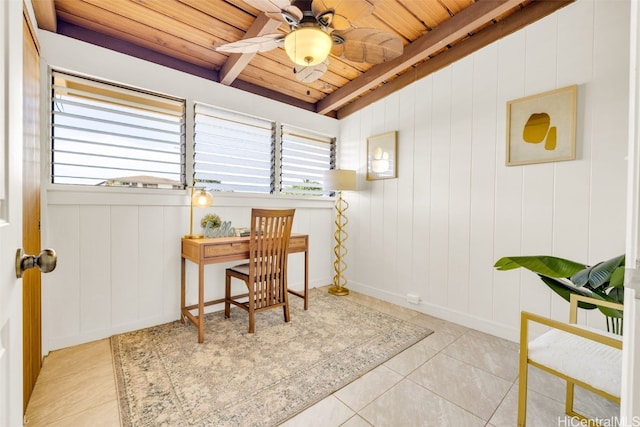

[227,263,282,277]
[528,325,622,398]
[228,263,250,275]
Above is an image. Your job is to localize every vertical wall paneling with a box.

[110,206,140,327]
[428,69,452,307]
[588,0,629,262]
[549,2,595,322]
[161,207,183,318]
[468,45,498,321]
[79,206,111,333]
[382,94,400,296]
[411,77,432,303]
[448,56,474,314]
[341,0,629,341]
[397,85,416,299]
[42,206,81,349]
[556,0,594,87]
[368,103,386,291]
[138,206,165,320]
[517,12,559,319]
[491,30,526,329]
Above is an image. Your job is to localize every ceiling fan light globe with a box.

[284,27,332,66]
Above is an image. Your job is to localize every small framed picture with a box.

[367,131,397,180]
[506,85,577,166]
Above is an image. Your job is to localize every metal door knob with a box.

[15,248,57,278]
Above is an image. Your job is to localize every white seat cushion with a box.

[528,326,622,398]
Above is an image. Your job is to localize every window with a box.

[51,71,186,188]
[194,103,275,193]
[194,104,335,196]
[280,126,335,196]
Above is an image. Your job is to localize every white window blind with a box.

[51,71,186,188]
[194,103,275,193]
[280,125,335,196]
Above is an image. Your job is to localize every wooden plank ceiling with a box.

[32,0,573,118]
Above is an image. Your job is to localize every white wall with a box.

[339,0,630,342]
[37,0,631,352]
[38,32,338,353]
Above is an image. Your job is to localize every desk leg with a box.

[198,262,205,343]
[180,257,186,323]
[304,248,309,310]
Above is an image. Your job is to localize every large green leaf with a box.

[570,266,590,287]
[583,255,625,289]
[538,276,597,309]
[494,256,586,278]
[609,265,625,288]
[589,291,624,318]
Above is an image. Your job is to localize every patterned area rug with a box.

[111,290,432,426]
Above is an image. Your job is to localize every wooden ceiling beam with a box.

[32,0,57,32]
[316,0,525,115]
[230,79,317,112]
[336,0,575,119]
[219,13,282,85]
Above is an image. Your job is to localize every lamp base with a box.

[327,285,349,296]
[183,234,203,239]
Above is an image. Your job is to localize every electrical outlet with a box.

[406,294,420,304]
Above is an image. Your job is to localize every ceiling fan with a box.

[215,0,404,83]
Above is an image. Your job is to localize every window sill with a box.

[45,184,336,209]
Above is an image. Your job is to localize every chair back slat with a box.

[249,209,295,309]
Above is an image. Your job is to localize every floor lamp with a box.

[323,169,356,296]
[183,187,214,239]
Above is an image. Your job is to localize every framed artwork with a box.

[506,85,577,166]
[367,131,397,180]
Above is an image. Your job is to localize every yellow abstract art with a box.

[506,85,577,165]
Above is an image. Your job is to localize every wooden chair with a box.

[224,208,295,333]
[518,294,623,426]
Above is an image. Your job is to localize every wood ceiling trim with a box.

[56,11,217,69]
[54,19,313,112]
[230,79,316,112]
[220,13,282,85]
[56,20,220,82]
[336,0,575,119]
[316,0,524,115]
[31,0,57,32]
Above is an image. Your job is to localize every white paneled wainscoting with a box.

[42,188,333,353]
[338,0,630,343]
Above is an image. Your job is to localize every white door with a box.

[0,1,25,426]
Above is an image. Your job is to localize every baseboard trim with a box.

[348,281,519,343]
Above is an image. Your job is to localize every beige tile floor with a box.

[25,289,619,426]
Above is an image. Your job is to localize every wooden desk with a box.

[181,234,309,343]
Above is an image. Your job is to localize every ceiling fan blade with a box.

[282,4,304,22]
[294,60,328,83]
[216,34,284,54]
[332,28,403,64]
[312,0,374,30]
[264,5,303,25]
[243,0,294,14]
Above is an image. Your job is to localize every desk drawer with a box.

[288,236,307,252]
[203,241,249,258]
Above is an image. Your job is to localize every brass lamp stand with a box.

[323,169,356,296]
[184,186,214,239]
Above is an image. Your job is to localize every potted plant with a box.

[201,213,221,233]
[494,254,625,334]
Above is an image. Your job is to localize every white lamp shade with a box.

[323,169,356,191]
[284,27,332,66]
